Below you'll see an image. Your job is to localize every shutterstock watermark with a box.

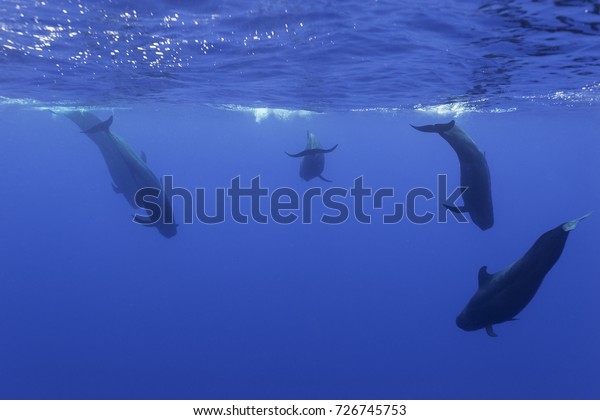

[133,175,468,226]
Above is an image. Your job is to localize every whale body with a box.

[411,120,494,230]
[286,131,337,182]
[61,111,177,238]
[456,212,591,337]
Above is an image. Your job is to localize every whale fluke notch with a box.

[562,211,592,232]
[410,120,455,134]
[285,144,338,158]
[82,115,113,134]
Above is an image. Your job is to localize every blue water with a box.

[1,0,599,400]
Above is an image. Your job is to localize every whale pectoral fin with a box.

[443,203,467,214]
[285,150,306,158]
[318,175,332,182]
[478,266,493,288]
[309,146,337,154]
[485,325,498,337]
[81,115,113,133]
[410,120,455,134]
[140,151,147,163]
[111,183,121,194]
[320,144,338,154]
[286,146,337,158]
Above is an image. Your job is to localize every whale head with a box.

[455,309,480,332]
[156,222,178,239]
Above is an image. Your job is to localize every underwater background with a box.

[1,0,599,399]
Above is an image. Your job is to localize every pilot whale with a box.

[456,212,591,337]
[286,131,338,182]
[60,111,177,238]
[411,120,494,230]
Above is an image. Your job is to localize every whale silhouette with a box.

[286,131,337,182]
[60,111,177,238]
[411,120,494,230]
[456,212,591,337]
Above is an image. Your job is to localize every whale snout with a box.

[157,224,178,239]
[456,311,478,332]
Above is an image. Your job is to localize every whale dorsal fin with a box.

[285,150,305,158]
[478,266,493,288]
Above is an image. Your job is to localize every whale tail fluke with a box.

[410,120,455,134]
[82,115,113,134]
[562,211,593,232]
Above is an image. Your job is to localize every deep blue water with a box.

[1,1,599,400]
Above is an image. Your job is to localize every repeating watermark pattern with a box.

[133,175,469,225]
